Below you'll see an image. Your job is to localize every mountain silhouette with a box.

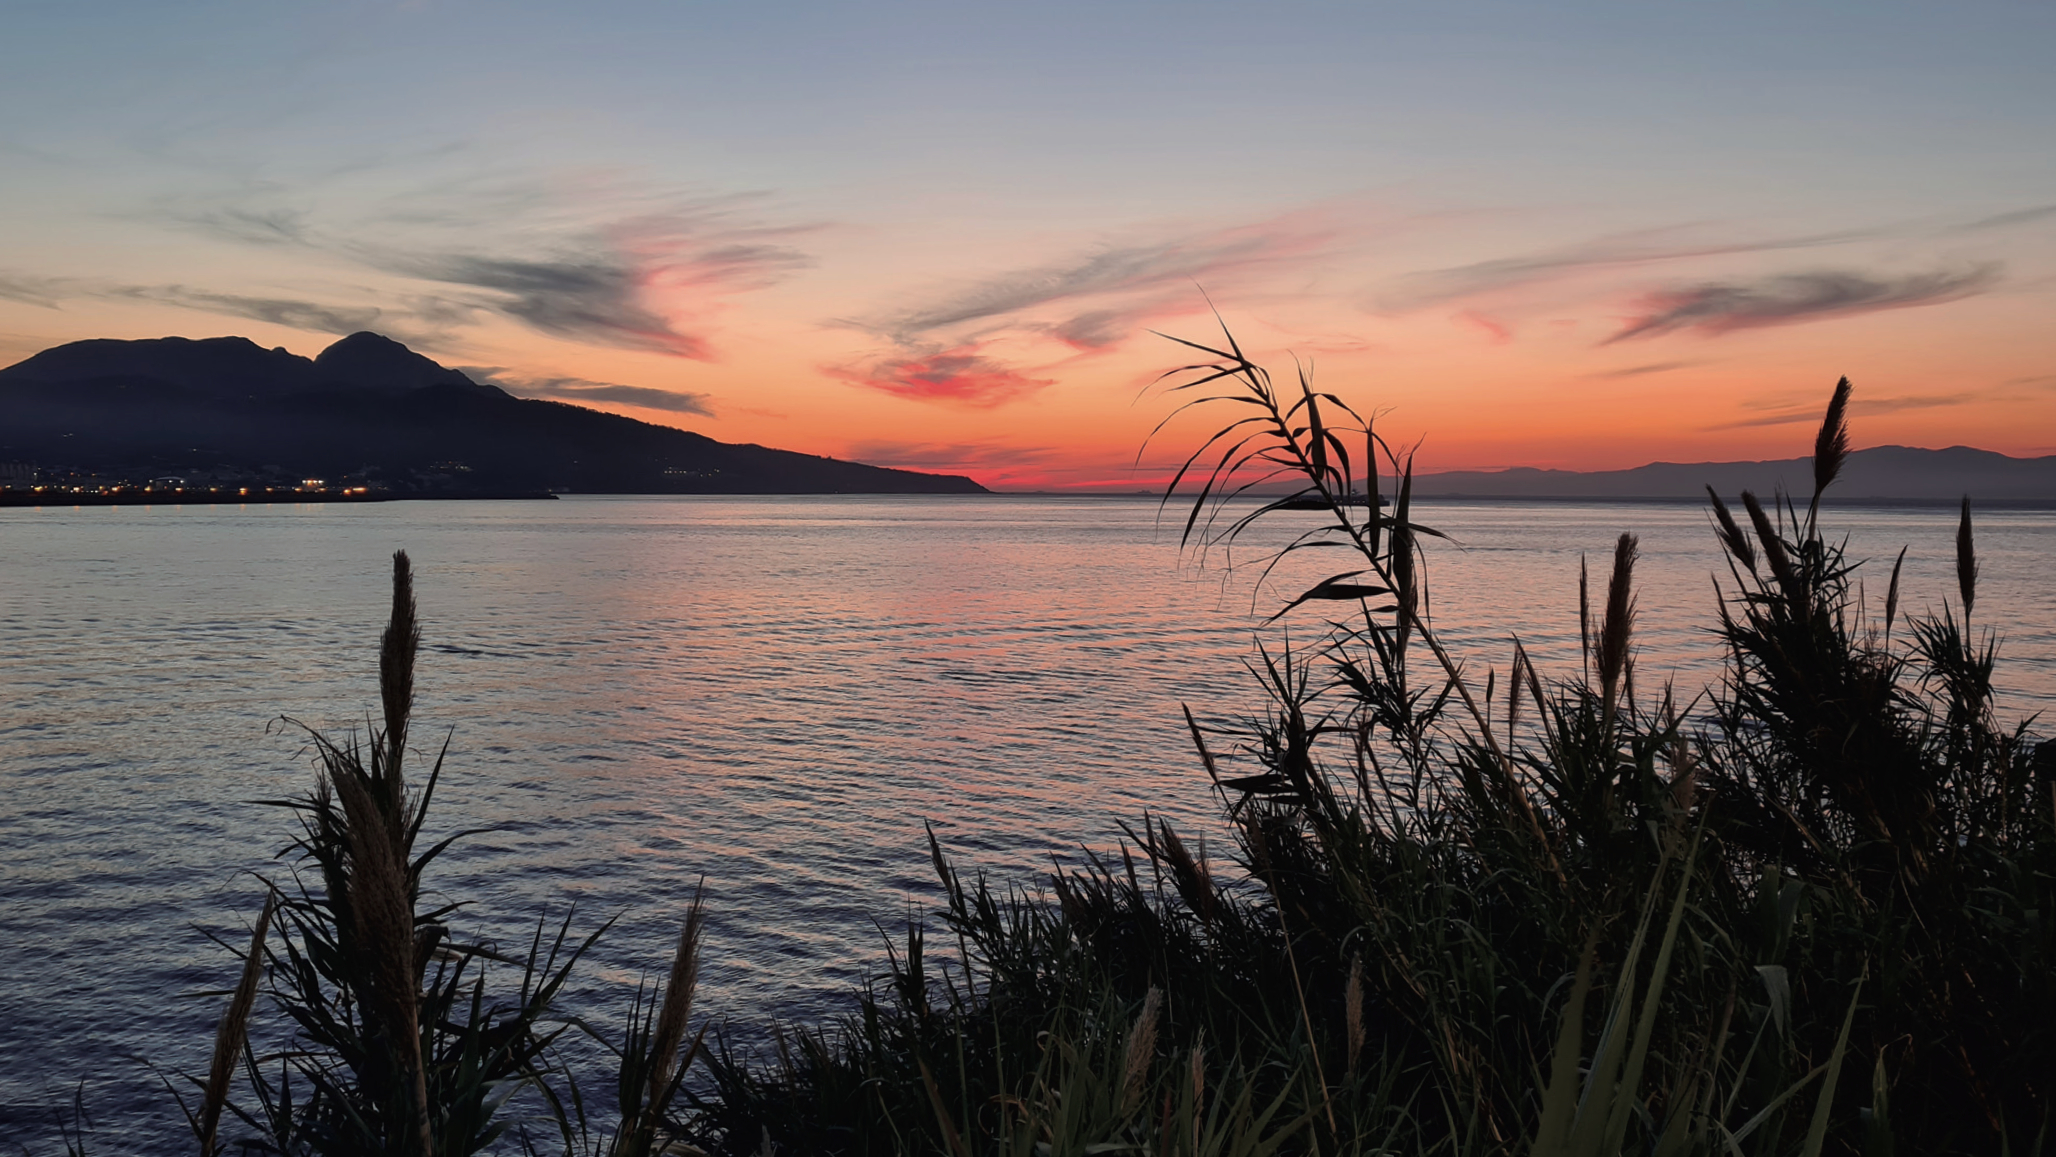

[1414,446,2056,501]
[0,332,985,494]
[311,331,495,394]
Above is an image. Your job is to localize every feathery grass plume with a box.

[609,887,708,1157]
[328,745,431,1155]
[623,884,707,1153]
[1119,987,1162,1117]
[379,550,419,797]
[1662,693,1697,820]
[314,550,431,1156]
[196,892,276,1156]
[1957,496,1977,619]
[1884,544,1907,640]
[1597,534,1638,723]
[1741,490,1802,613]
[215,553,610,1156]
[1578,554,1592,685]
[1809,376,1853,529]
[649,890,706,1104]
[1507,643,1526,752]
[1390,454,1418,658]
[1153,817,1217,924]
[1707,486,1756,571]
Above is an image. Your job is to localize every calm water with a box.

[2,495,2050,1150]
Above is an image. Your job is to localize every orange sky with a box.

[3,4,2051,489]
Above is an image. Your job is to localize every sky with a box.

[3,1,2052,489]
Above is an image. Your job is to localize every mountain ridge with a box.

[0,332,986,495]
[1412,444,2056,501]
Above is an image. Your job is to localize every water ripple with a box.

[0,495,2048,1151]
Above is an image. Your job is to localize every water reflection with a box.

[0,495,2047,1150]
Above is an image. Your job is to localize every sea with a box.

[2,494,2051,1152]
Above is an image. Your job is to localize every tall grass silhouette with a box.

[70,326,2055,1154]
[159,553,712,1156]
[694,326,2052,1155]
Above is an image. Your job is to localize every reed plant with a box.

[158,552,715,1157]
[49,329,2054,1155]
[694,326,2052,1155]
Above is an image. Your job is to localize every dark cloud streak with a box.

[0,273,69,308]
[1588,360,1699,379]
[836,218,1332,409]
[158,181,816,358]
[464,368,715,416]
[375,251,707,357]
[177,206,313,247]
[1385,227,1878,309]
[1951,204,2056,233]
[1705,392,1986,430]
[106,284,385,334]
[1606,266,1999,343]
[859,223,1330,346]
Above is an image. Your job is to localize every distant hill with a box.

[1413,446,2056,502]
[0,332,985,494]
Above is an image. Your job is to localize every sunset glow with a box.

[3,3,2051,489]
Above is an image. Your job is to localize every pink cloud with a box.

[1454,309,1511,343]
[829,346,1052,407]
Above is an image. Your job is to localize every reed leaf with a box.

[1957,496,1977,618]
[1884,544,1906,640]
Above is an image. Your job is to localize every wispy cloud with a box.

[828,346,1052,407]
[1606,266,1999,343]
[374,250,713,357]
[0,269,396,335]
[858,223,1328,347]
[1453,310,1511,343]
[1384,202,2049,315]
[464,367,714,416]
[876,223,1333,344]
[833,215,1336,407]
[180,206,313,247]
[106,284,386,334]
[158,178,817,359]
[1705,391,1986,430]
[1048,308,1132,350]
[1384,226,1875,310]
[1588,360,1700,379]
[356,215,812,359]
[1950,203,2056,233]
[0,273,71,308]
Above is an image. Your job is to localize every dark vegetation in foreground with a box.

[46,335,2053,1156]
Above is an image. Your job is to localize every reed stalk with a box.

[196,891,275,1155]
[117,325,2051,1157]
[681,335,2050,1156]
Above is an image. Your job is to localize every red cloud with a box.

[1454,309,1512,343]
[829,347,1051,407]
